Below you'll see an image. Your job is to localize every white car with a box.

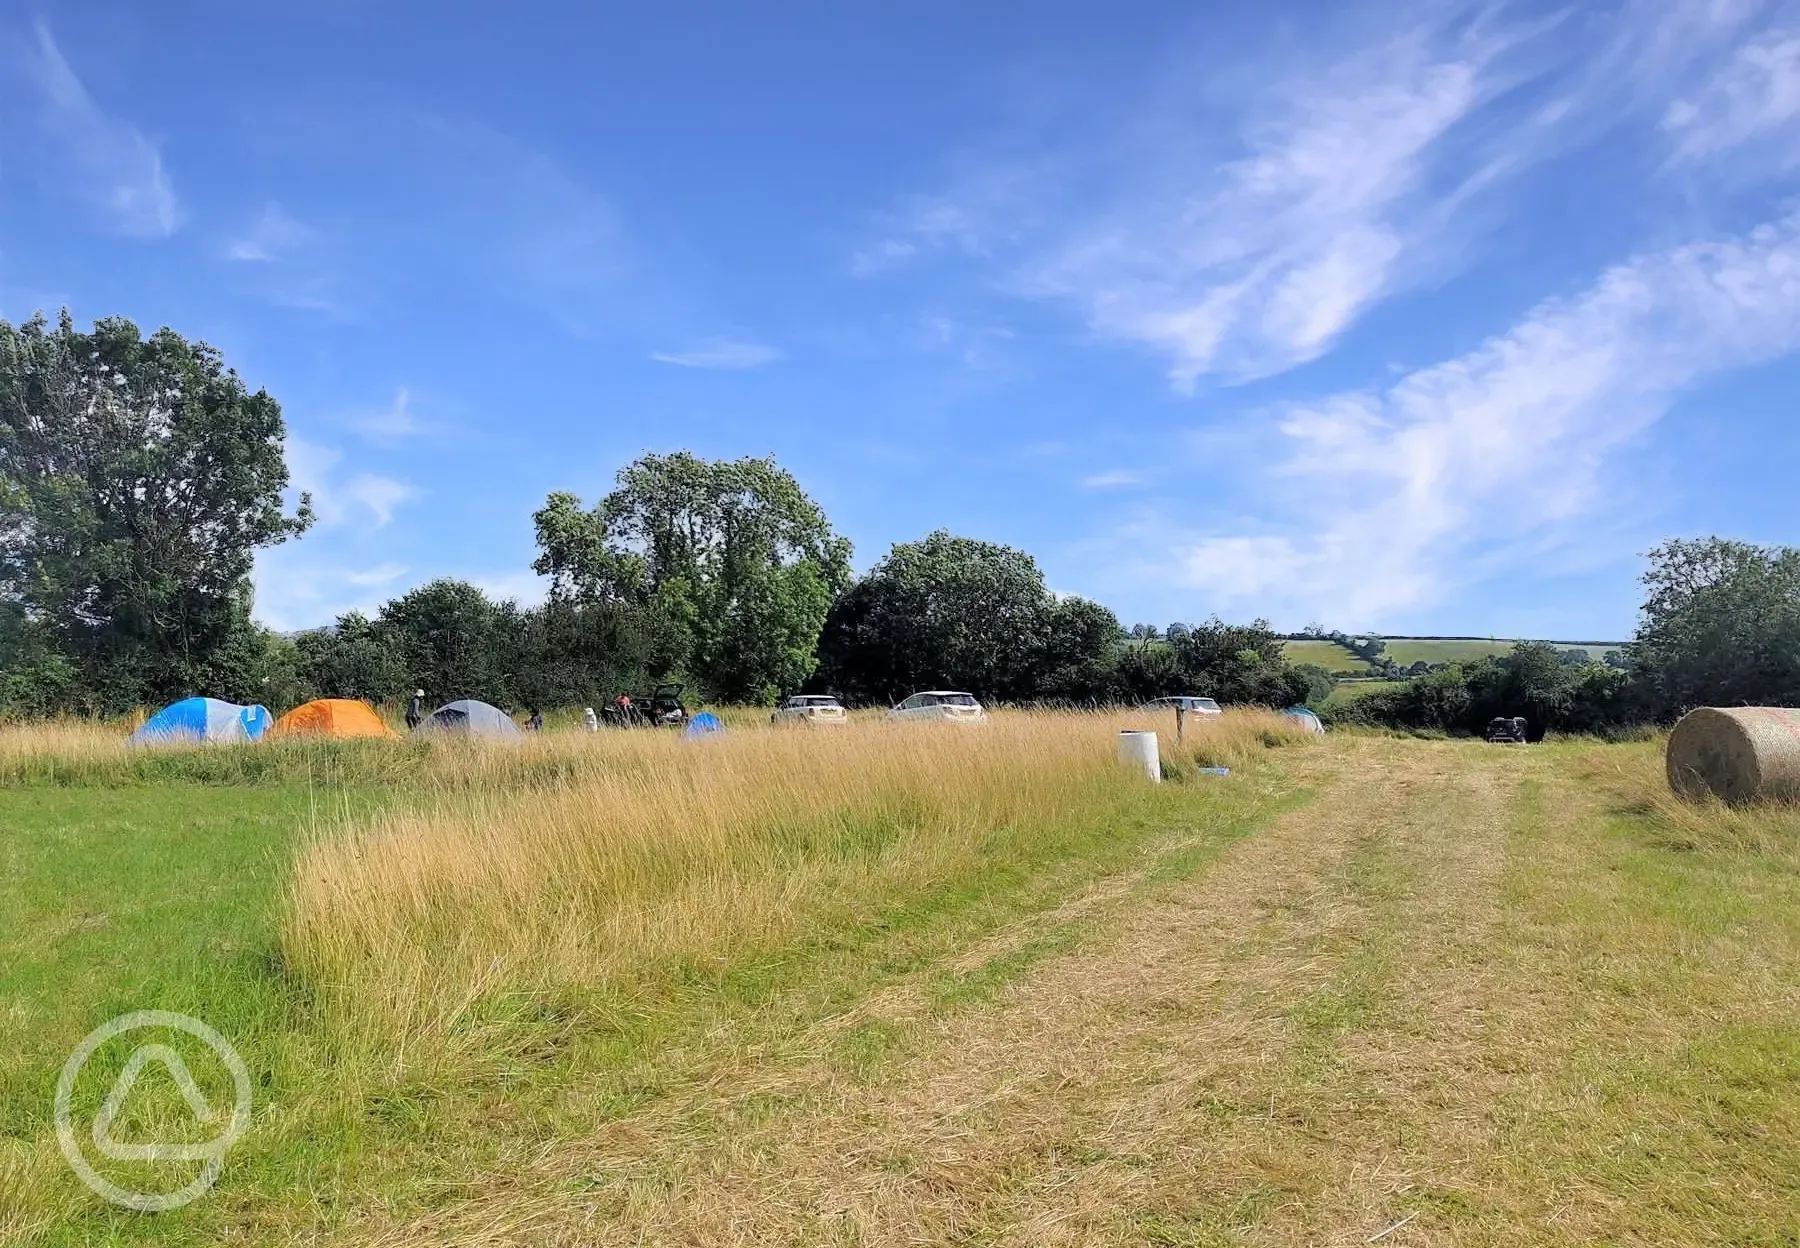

[1146,695,1222,717]
[771,694,848,725]
[888,691,988,723]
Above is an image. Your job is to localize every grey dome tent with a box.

[1280,706,1326,735]
[417,699,522,738]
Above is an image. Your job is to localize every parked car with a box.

[887,691,988,723]
[1146,695,1222,717]
[772,695,848,725]
[1485,716,1528,744]
[600,683,691,728]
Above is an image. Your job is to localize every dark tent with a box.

[417,699,522,738]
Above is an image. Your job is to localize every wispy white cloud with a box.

[349,388,429,441]
[858,12,1542,388]
[1081,470,1143,489]
[1664,26,1800,161]
[343,475,419,527]
[1027,30,1499,389]
[852,198,985,275]
[225,201,311,261]
[251,551,403,632]
[343,562,408,588]
[860,1,1800,393]
[286,437,421,529]
[21,21,177,237]
[1164,210,1800,624]
[651,340,782,369]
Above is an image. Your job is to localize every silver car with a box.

[771,694,848,725]
[887,691,988,723]
[1146,695,1222,716]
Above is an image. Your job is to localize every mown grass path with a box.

[355,738,1800,1246]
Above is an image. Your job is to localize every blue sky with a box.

[6,1,1800,641]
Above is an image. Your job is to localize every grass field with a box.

[1323,679,1404,708]
[1285,637,1627,671]
[1380,637,1517,664]
[4,714,1797,1245]
[1279,639,1374,673]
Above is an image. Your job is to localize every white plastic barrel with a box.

[1118,730,1161,782]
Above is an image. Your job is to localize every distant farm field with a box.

[4,715,1796,1246]
[1284,637,1627,671]
[1325,679,1405,707]
[1280,639,1374,673]
[1381,637,1516,664]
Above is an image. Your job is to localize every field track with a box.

[344,738,1800,1247]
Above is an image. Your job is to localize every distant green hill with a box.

[1281,639,1374,674]
[1283,636,1625,673]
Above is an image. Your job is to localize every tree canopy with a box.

[23,309,1798,732]
[1630,537,1800,712]
[0,312,310,709]
[532,452,851,703]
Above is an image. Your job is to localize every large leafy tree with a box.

[291,612,407,705]
[1110,618,1310,707]
[0,312,311,709]
[374,579,521,709]
[509,598,664,713]
[1631,536,1800,712]
[817,530,1123,704]
[533,452,850,703]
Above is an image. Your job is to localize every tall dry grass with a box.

[0,717,129,781]
[1581,736,1800,860]
[281,709,1311,1062]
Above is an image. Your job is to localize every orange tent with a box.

[271,698,397,739]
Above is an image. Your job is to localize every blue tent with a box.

[131,697,272,746]
[418,699,522,738]
[1281,706,1326,735]
[684,711,725,739]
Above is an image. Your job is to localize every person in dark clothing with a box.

[405,689,424,731]
[527,708,544,732]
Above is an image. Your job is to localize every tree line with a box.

[1329,536,1800,736]
[3,314,1795,727]
[0,314,1322,715]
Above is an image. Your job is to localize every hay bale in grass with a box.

[1666,706,1800,803]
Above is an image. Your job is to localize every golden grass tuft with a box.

[0,716,129,775]
[280,709,1307,1061]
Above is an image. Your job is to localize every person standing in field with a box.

[582,706,598,733]
[406,688,424,731]
[528,708,544,732]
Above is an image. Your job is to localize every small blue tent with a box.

[684,711,725,739]
[418,699,522,738]
[131,697,272,746]
[1281,706,1326,735]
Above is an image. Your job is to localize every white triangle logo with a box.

[91,1043,221,1163]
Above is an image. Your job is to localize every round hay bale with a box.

[1666,706,1800,803]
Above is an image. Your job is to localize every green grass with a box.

[1323,680,1403,707]
[1476,748,1800,1239]
[1379,637,1517,665]
[12,731,1792,1245]
[1280,639,1372,674]
[0,735,1303,1245]
[1286,637,1626,672]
